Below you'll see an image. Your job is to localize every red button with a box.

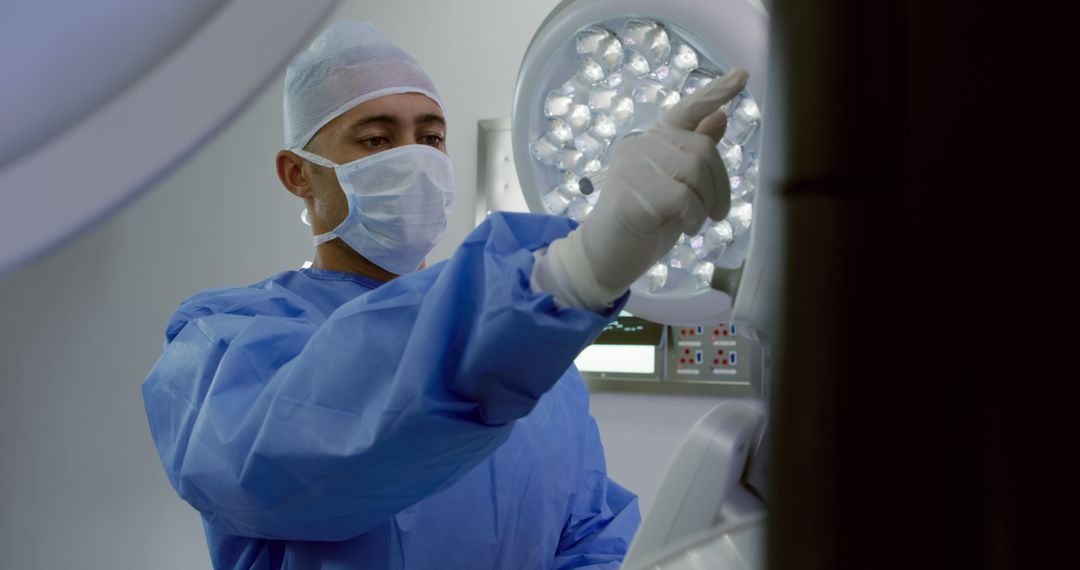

[722,359,728,365]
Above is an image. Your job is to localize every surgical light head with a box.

[283,20,444,151]
[527,19,762,290]
[513,1,768,325]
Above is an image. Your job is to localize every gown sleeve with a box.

[142,213,626,541]
[554,380,642,569]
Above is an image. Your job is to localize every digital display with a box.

[575,344,656,374]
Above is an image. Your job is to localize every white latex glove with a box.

[532,69,749,311]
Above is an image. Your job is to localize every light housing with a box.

[512,0,768,325]
[0,0,341,279]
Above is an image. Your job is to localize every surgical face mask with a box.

[293,144,454,275]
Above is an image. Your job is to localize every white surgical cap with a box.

[283,21,443,150]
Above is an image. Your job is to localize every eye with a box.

[419,134,445,147]
[359,136,391,149]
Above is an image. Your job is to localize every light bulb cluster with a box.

[529,17,762,296]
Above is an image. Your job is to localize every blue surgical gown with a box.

[142,213,640,569]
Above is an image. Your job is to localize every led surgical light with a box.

[513,0,768,325]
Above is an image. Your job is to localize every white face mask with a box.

[293,144,454,275]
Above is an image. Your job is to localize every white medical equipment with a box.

[0,0,342,279]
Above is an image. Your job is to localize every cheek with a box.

[312,176,349,228]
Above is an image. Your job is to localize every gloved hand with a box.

[532,69,749,311]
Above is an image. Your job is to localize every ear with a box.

[276,150,314,198]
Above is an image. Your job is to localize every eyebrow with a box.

[414,113,446,127]
[347,112,446,132]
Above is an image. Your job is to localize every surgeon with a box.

[143,20,747,569]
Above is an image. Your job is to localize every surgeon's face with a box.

[309,92,447,162]
[277,92,447,237]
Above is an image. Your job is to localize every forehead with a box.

[337,92,443,125]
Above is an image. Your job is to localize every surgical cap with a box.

[283,21,443,150]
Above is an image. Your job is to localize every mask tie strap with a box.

[313,231,337,246]
[290,148,340,247]
[290,148,339,168]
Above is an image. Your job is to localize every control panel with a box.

[668,323,747,383]
[575,313,759,396]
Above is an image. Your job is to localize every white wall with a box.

[0,1,739,567]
